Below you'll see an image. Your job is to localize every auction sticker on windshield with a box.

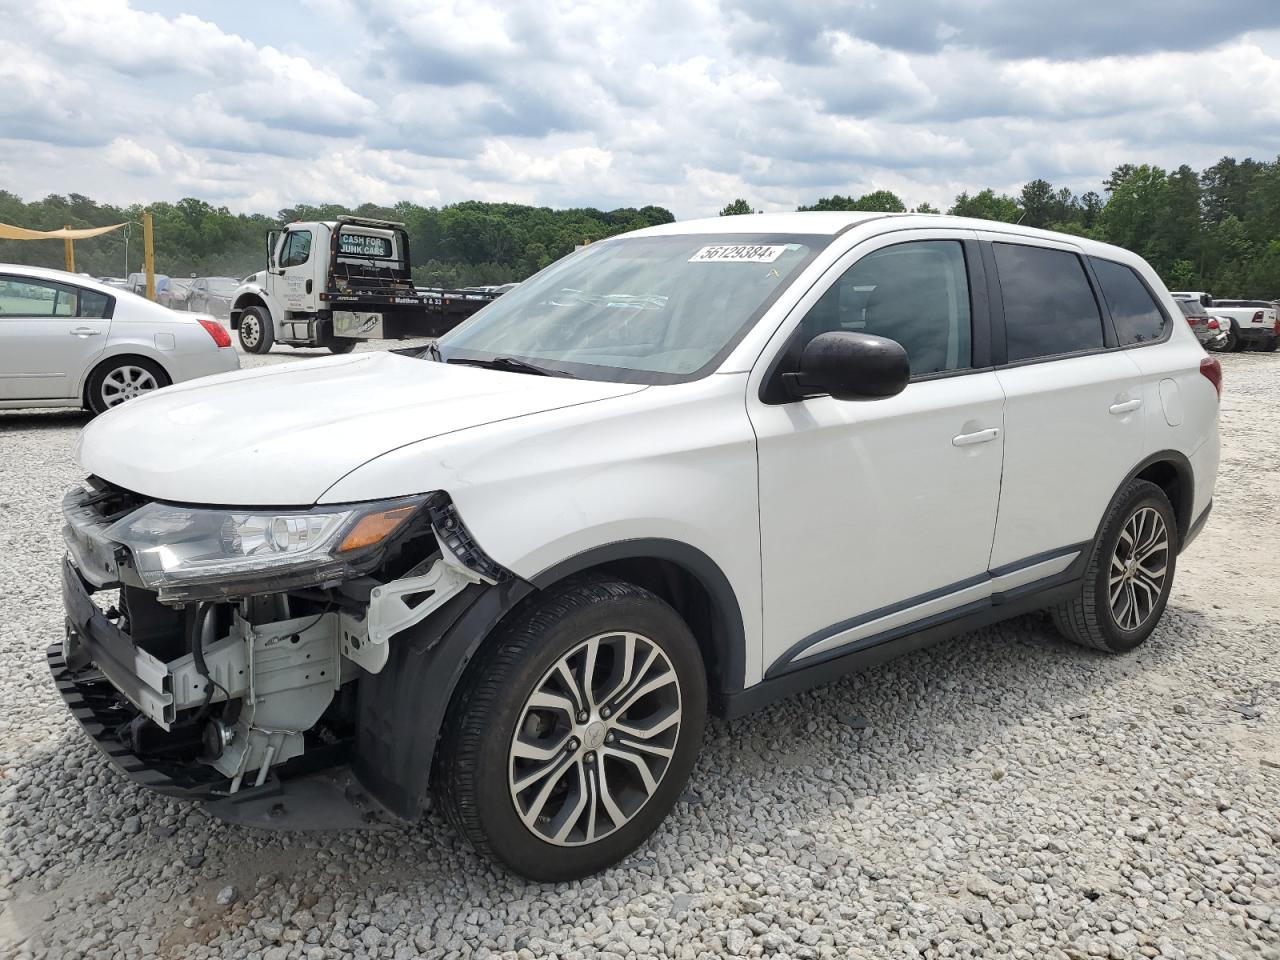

[688,244,787,263]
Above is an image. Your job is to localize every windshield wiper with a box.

[446,356,576,378]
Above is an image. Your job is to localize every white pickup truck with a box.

[1171,292,1278,352]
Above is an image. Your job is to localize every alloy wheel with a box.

[100,365,159,408]
[1109,506,1169,631]
[508,631,682,846]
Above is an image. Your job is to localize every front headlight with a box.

[105,496,427,600]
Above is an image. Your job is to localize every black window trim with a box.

[0,273,116,321]
[1086,254,1174,352]
[758,233,993,405]
[984,238,1160,370]
[281,229,314,269]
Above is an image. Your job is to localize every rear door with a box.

[0,275,112,401]
[748,230,1007,677]
[981,235,1145,571]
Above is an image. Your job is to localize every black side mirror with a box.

[785,331,910,401]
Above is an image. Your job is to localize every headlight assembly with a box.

[105,496,428,601]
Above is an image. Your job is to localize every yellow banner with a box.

[0,221,126,241]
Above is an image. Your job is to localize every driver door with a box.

[746,229,1005,678]
[275,229,320,313]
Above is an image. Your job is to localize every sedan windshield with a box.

[436,234,823,383]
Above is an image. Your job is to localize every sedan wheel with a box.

[86,358,169,415]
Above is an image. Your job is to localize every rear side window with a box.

[1090,258,1168,345]
[77,289,112,319]
[994,243,1104,362]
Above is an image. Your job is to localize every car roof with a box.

[0,263,125,297]
[627,212,1145,263]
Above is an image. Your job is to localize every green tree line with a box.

[722,155,1280,298]
[5,154,1279,296]
[0,192,674,289]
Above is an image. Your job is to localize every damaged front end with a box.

[54,478,506,828]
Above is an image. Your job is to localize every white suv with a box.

[55,213,1220,880]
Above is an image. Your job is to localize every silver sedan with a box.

[0,264,240,414]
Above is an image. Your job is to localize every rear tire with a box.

[1263,335,1278,353]
[1051,479,1177,653]
[1224,320,1242,352]
[86,357,170,415]
[237,306,274,354]
[327,338,357,355]
[438,577,706,881]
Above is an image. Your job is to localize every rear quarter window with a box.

[993,243,1104,362]
[1089,257,1169,346]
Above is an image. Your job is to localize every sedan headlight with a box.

[106,496,427,600]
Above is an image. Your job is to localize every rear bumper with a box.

[1236,327,1276,344]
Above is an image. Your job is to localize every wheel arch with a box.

[1117,450,1194,548]
[352,539,747,820]
[229,292,270,330]
[79,349,174,407]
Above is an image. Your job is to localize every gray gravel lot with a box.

[0,345,1277,960]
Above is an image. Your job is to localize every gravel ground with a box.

[0,345,1277,960]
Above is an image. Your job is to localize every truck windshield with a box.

[436,234,824,383]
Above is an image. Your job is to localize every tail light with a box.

[1186,316,1201,326]
[1200,356,1222,397]
[1207,318,1219,330]
[197,317,232,348]
[1252,310,1264,323]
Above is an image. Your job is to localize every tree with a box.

[1019,178,1056,228]
[948,189,1022,223]
[719,199,753,216]
[913,202,940,214]
[798,190,906,213]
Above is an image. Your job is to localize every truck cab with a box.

[229,217,498,354]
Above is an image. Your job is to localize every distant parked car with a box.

[186,276,239,318]
[97,277,129,290]
[1208,299,1278,352]
[0,264,239,414]
[1176,299,1229,350]
[126,273,171,297]
[158,277,195,311]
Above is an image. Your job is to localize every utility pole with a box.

[63,225,75,273]
[143,211,156,301]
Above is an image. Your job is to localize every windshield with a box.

[436,234,825,383]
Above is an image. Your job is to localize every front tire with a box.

[86,357,169,415]
[1051,479,1177,653]
[438,577,706,881]
[237,306,274,354]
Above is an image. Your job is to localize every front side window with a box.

[438,234,823,383]
[280,231,313,268]
[796,240,972,377]
[1090,257,1168,345]
[994,243,1104,362]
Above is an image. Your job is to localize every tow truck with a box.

[228,216,502,354]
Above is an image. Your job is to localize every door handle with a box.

[952,427,1000,447]
[69,327,102,337]
[1109,398,1142,415]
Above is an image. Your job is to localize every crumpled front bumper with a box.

[55,555,397,829]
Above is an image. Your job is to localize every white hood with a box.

[78,352,645,505]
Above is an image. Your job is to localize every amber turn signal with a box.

[336,505,418,553]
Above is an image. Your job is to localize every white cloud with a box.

[4,0,1280,218]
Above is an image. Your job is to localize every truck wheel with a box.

[1263,336,1278,353]
[1223,320,1241,352]
[327,339,357,355]
[1051,479,1177,654]
[86,357,170,415]
[438,577,706,881]
[237,306,274,354]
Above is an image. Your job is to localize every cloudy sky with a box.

[3,0,1280,219]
